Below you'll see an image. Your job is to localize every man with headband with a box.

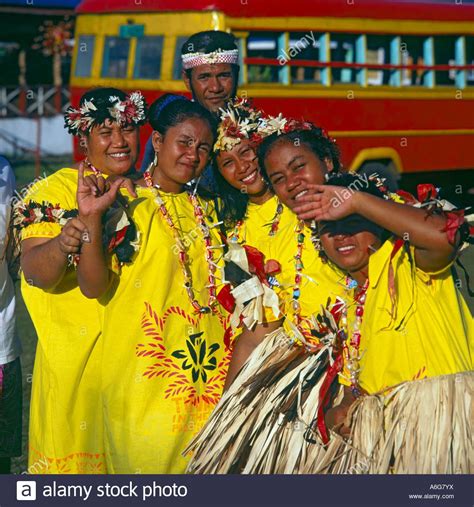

[141,30,240,191]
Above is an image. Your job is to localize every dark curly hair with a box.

[258,126,342,183]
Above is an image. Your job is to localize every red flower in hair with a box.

[249,132,264,145]
[123,100,138,124]
[284,118,314,133]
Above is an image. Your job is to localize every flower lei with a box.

[13,200,78,231]
[13,198,139,267]
[143,170,220,314]
[64,91,147,136]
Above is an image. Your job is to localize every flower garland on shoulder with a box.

[13,199,139,267]
[12,200,78,229]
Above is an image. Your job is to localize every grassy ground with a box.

[6,157,474,474]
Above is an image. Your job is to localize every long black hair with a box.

[212,158,251,228]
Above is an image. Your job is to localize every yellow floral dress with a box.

[342,240,474,394]
[20,168,105,473]
[233,195,345,336]
[100,186,229,474]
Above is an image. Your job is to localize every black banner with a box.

[0,474,472,507]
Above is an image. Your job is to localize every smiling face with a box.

[264,139,332,211]
[85,119,139,175]
[320,230,382,282]
[184,63,236,113]
[152,117,213,193]
[216,138,267,197]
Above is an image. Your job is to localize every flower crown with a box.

[214,98,294,153]
[64,91,147,136]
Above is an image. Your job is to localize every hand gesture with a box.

[57,217,89,255]
[292,184,358,222]
[76,163,127,218]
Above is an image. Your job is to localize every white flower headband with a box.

[64,91,147,136]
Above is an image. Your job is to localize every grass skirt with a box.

[185,328,473,474]
[185,328,336,473]
[316,371,473,474]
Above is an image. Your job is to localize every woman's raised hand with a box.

[292,184,359,222]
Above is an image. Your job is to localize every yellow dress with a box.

[235,195,345,336]
[20,168,105,473]
[343,240,474,394]
[100,186,229,474]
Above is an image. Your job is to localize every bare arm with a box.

[294,185,456,272]
[21,218,87,290]
[224,319,284,390]
[352,192,454,271]
[76,214,110,299]
[75,165,128,299]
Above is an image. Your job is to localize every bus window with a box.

[400,36,430,87]
[134,36,164,79]
[173,36,189,80]
[102,36,130,78]
[366,35,392,86]
[434,36,457,86]
[75,35,95,78]
[466,36,474,86]
[247,32,280,83]
[289,32,324,84]
[330,34,360,84]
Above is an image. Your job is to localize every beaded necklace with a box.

[291,220,306,330]
[340,276,369,397]
[143,169,219,314]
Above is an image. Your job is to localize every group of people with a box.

[2,30,472,475]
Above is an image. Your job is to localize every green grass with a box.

[11,156,74,190]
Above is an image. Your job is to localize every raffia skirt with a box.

[185,329,473,474]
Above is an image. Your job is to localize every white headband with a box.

[181,49,239,70]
